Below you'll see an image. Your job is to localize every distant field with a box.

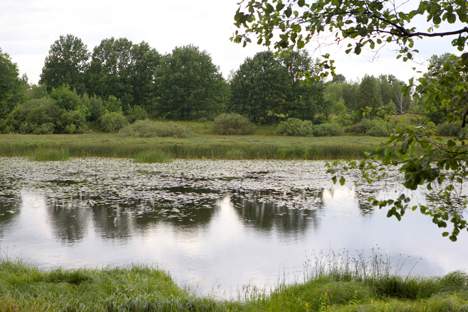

[0,132,387,161]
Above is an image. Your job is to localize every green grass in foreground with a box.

[2,260,468,311]
[0,133,386,162]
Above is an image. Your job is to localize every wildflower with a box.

[305,302,308,307]
[325,292,328,297]
[371,300,373,304]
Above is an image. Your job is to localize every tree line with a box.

[0,33,446,135]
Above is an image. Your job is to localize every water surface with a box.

[0,158,467,298]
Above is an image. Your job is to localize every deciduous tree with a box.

[40,34,90,94]
[229,50,324,123]
[157,44,228,120]
[0,48,22,119]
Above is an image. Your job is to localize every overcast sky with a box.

[0,0,462,85]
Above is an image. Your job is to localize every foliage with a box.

[157,44,229,120]
[356,75,383,120]
[212,113,256,135]
[39,34,90,94]
[126,105,148,124]
[104,95,122,113]
[232,0,468,240]
[0,47,22,119]
[276,118,313,136]
[229,51,324,124]
[3,97,86,135]
[100,112,128,133]
[437,121,465,137]
[81,94,106,123]
[119,120,194,138]
[365,123,390,137]
[86,38,160,112]
[313,122,345,137]
[49,85,81,111]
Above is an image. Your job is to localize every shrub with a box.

[104,95,122,113]
[34,123,55,134]
[126,106,148,124]
[312,122,345,136]
[60,110,86,134]
[49,85,80,111]
[100,112,128,133]
[5,98,64,134]
[82,94,106,123]
[351,119,378,135]
[366,123,390,137]
[119,120,193,138]
[276,118,313,136]
[212,113,256,135]
[437,122,462,137]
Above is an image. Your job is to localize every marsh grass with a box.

[2,251,468,311]
[133,149,173,163]
[0,133,385,162]
[119,120,194,138]
[28,148,70,161]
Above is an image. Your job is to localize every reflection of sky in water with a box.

[1,188,467,299]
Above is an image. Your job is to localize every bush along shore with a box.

[1,259,468,311]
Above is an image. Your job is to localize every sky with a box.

[0,0,463,85]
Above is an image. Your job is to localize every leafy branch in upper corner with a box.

[232,0,468,240]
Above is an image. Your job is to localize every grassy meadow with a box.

[0,121,387,162]
[1,259,468,312]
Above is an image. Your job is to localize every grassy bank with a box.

[1,260,468,311]
[0,133,385,162]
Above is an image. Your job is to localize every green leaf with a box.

[339,176,346,186]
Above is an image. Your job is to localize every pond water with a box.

[0,157,467,299]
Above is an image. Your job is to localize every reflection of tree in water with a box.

[91,198,218,241]
[46,198,92,245]
[231,196,320,235]
[0,197,21,239]
[44,189,220,243]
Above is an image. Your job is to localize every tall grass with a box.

[28,147,70,161]
[0,133,384,162]
[1,255,468,311]
[133,149,173,163]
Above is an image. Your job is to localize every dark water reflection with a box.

[1,187,468,298]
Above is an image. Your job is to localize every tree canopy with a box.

[229,50,324,123]
[157,44,229,120]
[40,34,90,94]
[233,0,468,241]
[86,38,160,113]
[0,48,22,119]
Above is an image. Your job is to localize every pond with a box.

[0,157,467,299]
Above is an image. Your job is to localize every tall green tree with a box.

[356,75,383,120]
[232,0,468,240]
[229,51,289,124]
[40,34,90,94]
[157,44,228,120]
[229,51,324,124]
[86,38,160,113]
[0,48,22,119]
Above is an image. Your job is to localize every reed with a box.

[0,133,385,162]
[28,147,70,161]
[133,149,173,163]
